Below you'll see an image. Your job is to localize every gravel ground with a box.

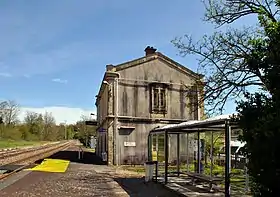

[0,146,181,197]
[0,163,128,197]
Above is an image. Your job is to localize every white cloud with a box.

[52,78,68,84]
[18,106,96,124]
[0,72,12,77]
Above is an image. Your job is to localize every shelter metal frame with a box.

[147,115,242,197]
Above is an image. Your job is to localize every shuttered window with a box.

[150,84,167,113]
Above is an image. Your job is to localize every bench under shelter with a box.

[147,114,249,197]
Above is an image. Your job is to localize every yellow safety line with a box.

[26,159,70,173]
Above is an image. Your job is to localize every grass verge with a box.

[120,163,250,194]
[0,140,49,149]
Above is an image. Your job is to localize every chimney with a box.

[106,64,114,71]
[145,46,157,56]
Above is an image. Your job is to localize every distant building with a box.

[95,46,204,165]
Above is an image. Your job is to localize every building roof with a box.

[107,46,203,79]
[150,114,240,134]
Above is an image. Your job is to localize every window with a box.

[150,83,167,113]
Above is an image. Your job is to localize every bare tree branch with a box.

[203,0,278,27]
[172,1,280,115]
[172,26,269,114]
[0,100,20,124]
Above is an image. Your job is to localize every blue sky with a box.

[0,0,258,123]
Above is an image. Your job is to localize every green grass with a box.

[121,165,146,173]
[0,140,48,149]
[84,148,95,153]
[121,164,250,195]
[122,164,244,177]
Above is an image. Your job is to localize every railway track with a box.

[0,141,73,181]
[0,141,62,161]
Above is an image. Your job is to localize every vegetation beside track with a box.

[0,140,49,149]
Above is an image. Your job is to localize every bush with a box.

[2,127,22,140]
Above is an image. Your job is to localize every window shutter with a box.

[154,88,159,109]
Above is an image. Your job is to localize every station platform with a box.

[0,146,180,197]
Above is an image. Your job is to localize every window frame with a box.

[150,83,167,114]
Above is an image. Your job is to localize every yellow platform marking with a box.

[27,159,70,173]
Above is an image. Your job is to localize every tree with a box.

[0,100,20,124]
[237,93,280,196]
[42,112,56,140]
[172,0,280,195]
[24,111,44,140]
[236,8,280,194]
[172,0,279,114]
[0,100,20,138]
[75,115,96,146]
[0,99,79,142]
[65,124,76,140]
[54,123,66,140]
[201,131,224,165]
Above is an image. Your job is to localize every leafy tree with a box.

[55,123,67,140]
[24,111,44,140]
[66,124,76,140]
[0,99,95,143]
[42,112,56,140]
[201,132,224,165]
[75,115,96,147]
[237,93,280,196]
[18,124,30,140]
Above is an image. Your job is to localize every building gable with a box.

[107,47,203,80]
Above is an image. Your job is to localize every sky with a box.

[0,0,258,124]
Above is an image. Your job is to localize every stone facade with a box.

[95,46,204,165]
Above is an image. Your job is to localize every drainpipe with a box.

[196,84,201,121]
[114,77,119,165]
[107,71,120,165]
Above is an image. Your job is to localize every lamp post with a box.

[64,120,67,140]
[89,113,96,150]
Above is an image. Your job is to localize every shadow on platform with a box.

[114,177,181,197]
[35,150,106,165]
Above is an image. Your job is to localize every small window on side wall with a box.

[150,83,167,114]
